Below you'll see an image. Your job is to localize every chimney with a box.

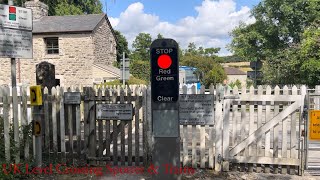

[25,0,48,21]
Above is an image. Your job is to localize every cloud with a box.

[109,0,255,56]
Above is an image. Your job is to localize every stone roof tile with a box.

[224,67,246,75]
[33,14,105,33]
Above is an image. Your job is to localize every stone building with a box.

[0,0,119,87]
[224,67,247,86]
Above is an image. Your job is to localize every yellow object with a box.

[30,85,42,106]
[309,110,320,140]
[34,121,41,136]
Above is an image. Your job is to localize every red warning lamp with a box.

[9,6,16,21]
[9,6,16,13]
[157,54,172,69]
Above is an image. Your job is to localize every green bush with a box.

[229,79,242,89]
[0,116,34,179]
[130,60,150,83]
[96,77,147,88]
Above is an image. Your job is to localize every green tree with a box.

[230,0,319,60]
[185,42,197,55]
[55,1,83,15]
[157,33,164,39]
[7,0,103,15]
[262,20,320,86]
[182,55,226,87]
[180,43,224,87]
[130,60,150,83]
[184,42,220,58]
[298,20,320,87]
[55,0,102,15]
[229,0,320,86]
[131,33,152,61]
[229,79,242,89]
[114,30,130,62]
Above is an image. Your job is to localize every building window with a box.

[45,37,59,54]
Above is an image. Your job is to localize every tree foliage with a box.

[131,33,152,61]
[157,33,164,39]
[229,79,242,89]
[229,0,320,86]
[5,0,103,16]
[130,60,150,82]
[181,45,226,87]
[54,0,103,15]
[114,30,130,62]
[184,42,220,58]
[221,55,246,63]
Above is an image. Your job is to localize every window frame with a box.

[45,37,59,55]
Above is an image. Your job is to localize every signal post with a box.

[150,39,180,180]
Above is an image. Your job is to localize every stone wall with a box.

[93,18,117,67]
[0,58,11,85]
[0,33,95,87]
[25,0,48,21]
[0,17,117,87]
[227,75,247,87]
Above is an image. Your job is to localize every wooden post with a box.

[97,88,103,165]
[105,88,111,162]
[191,85,197,168]
[200,85,206,168]
[273,86,280,174]
[230,86,239,171]
[75,87,81,161]
[248,86,255,172]
[2,87,11,162]
[142,86,148,167]
[88,87,96,165]
[112,89,118,165]
[21,86,29,160]
[52,87,58,157]
[290,86,298,174]
[120,87,126,165]
[182,85,189,166]
[215,84,223,172]
[256,85,263,173]
[209,84,215,169]
[265,86,271,173]
[134,87,140,166]
[282,86,289,174]
[127,87,133,166]
[59,87,66,162]
[65,88,73,164]
[146,86,152,167]
[240,86,247,171]
[222,87,231,171]
[83,87,90,159]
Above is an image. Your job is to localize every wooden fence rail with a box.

[0,84,317,175]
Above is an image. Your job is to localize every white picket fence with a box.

[0,84,316,175]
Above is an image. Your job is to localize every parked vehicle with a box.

[179,66,201,91]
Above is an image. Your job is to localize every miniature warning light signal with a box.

[9,6,16,21]
[157,54,172,69]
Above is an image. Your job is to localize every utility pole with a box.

[8,0,21,164]
[122,52,125,86]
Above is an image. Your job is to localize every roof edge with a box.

[33,31,92,35]
[93,63,120,76]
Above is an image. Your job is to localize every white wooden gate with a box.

[221,85,306,175]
